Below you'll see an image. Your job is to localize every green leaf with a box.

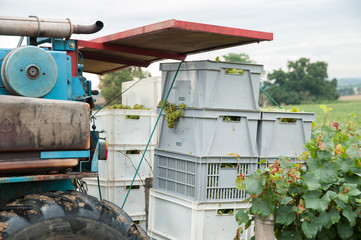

[279,158,293,169]
[343,184,361,196]
[275,205,295,226]
[315,161,339,184]
[317,150,333,161]
[319,208,340,229]
[243,174,265,196]
[278,230,302,240]
[235,209,250,225]
[338,192,349,203]
[258,159,267,164]
[326,190,338,200]
[344,174,361,185]
[337,219,353,239]
[342,206,358,227]
[316,227,337,240]
[304,172,321,190]
[250,197,275,217]
[278,196,292,204]
[302,220,319,239]
[304,191,330,212]
[337,156,355,173]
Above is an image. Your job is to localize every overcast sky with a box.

[1,0,360,81]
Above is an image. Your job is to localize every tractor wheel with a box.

[0,190,149,240]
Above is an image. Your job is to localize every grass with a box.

[263,100,361,127]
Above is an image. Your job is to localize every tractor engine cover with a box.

[1,46,58,98]
[0,95,90,152]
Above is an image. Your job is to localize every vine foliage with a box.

[235,106,361,240]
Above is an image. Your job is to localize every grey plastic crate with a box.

[160,60,263,111]
[154,150,258,202]
[157,108,260,157]
[257,111,315,158]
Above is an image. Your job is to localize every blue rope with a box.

[121,61,183,208]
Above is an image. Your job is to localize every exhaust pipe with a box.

[0,16,103,38]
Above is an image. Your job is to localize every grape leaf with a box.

[235,209,249,225]
[302,221,319,239]
[275,205,295,226]
[243,174,265,196]
[319,208,340,229]
[337,156,355,173]
[303,172,321,190]
[342,206,358,226]
[250,197,275,217]
[304,191,330,212]
[316,150,333,161]
[337,220,353,239]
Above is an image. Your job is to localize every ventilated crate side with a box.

[160,60,263,111]
[157,109,260,157]
[97,144,154,181]
[257,111,315,158]
[95,109,159,145]
[154,150,258,202]
[148,189,254,240]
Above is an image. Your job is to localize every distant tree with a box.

[99,67,151,104]
[222,53,254,64]
[263,58,339,105]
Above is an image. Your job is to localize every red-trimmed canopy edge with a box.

[76,19,273,74]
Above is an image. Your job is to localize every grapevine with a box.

[158,100,186,129]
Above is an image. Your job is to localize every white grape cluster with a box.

[107,104,149,110]
[158,100,186,128]
[261,107,301,123]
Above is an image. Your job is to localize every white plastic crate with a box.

[94,109,159,145]
[97,144,154,181]
[148,189,254,240]
[122,76,162,112]
[257,111,315,158]
[160,60,263,111]
[157,108,260,157]
[154,150,258,202]
[86,178,147,217]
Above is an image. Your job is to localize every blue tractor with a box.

[0,16,273,239]
[0,16,148,240]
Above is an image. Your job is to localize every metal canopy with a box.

[78,19,273,74]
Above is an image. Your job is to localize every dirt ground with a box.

[338,94,361,101]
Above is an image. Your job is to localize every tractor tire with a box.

[0,191,149,240]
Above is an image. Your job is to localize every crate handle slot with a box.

[126,115,140,119]
[225,68,244,75]
[217,208,234,215]
[222,116,241,122]
[220,163,238,169]
[126,185,140,189]
[125,149,140,154]
[279,118,297,123]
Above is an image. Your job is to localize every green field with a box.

[263,100,361,127]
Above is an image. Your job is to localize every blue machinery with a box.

[0,16,273,239]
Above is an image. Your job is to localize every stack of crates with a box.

[148,60,315,239]
[86,107,158,229]
[148,60,263,240]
